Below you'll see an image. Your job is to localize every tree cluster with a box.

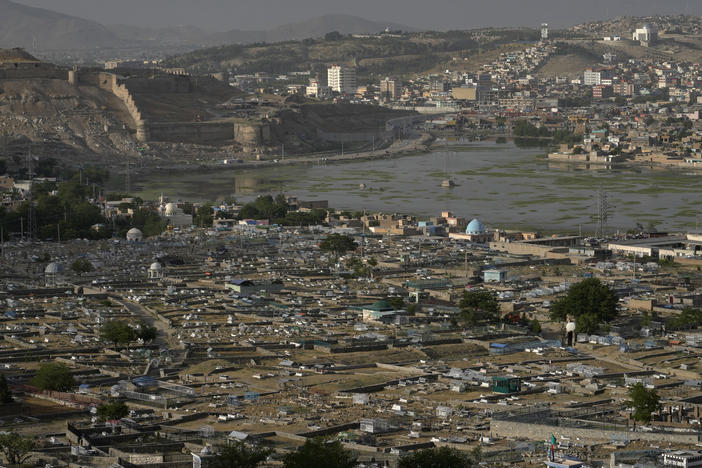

[399,446,479,468]
[71,258,94,274]
[550,278,618,334]
[31,362,75,392]
[96,401,130,421]
[458,289,500,326]
[0,374,12,404]
[205,437,481,468]
[0,169,169,241]
[0,432,36,465]
[319,234,358,258]
[282,438,356,468]
[100,320,157,348]
[209,442,272,468]
[512,120,582,145]
[665,306,702,331]
[627,382,660,423]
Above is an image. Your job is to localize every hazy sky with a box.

[12,0,702,31]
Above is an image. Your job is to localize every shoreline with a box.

[131,133,437,178]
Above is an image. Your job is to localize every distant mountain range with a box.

[0,0,121,50]
[0,0,415,52]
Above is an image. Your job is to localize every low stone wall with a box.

[317,128,394,143]
[491,418,698,444]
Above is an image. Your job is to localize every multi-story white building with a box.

[327,65,357,94]
[583,68,612,86]
[633,23,658,45]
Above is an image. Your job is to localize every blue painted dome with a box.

[466,218,486,235]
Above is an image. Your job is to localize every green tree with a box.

[96,401,129,421]
[627,382,660,423]
[136,321,158,342]
[324,31,344,41]
[387,296,406,310]
[0,374,12,404]
[458,290,500,325]
[530,319,542,335]
[345,257,369,277]
[31,362,75,391]
[71,258,94,274]
[210,441,272,468]
[399,446,476,468]
[282,438,356,468]
[550,278,618,334]
[194,203,214,227]
[100,320,136,348]
[319,234,357,258]
[666,307,702,331]
[0,432,36,465]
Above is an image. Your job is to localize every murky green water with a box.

[132,141,702,233]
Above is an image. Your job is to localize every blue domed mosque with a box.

[464,218,491,242]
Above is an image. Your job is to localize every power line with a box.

[125,160,131,193]
[26,151,37,240]
[595,187,610,237]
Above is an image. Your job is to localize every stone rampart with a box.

[66,70,272,145]
[491,418,698,444]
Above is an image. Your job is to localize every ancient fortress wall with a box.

[67,69,271,145]
[72,71,148,139]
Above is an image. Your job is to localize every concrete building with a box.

[663,450,702,467]
[306,78,332,99]
[613,82,636,97]
[380,77,400,100]
[483,269,507,283]
[476,74,495,104]
[327,65,357,94]
[593,85,614,99]
[160,201,193,228]
[541,23,549,40]
[633,23,658,46]
[584,68,611,86]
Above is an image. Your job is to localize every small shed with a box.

[483,269,507,283]
[492,376,521,394]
